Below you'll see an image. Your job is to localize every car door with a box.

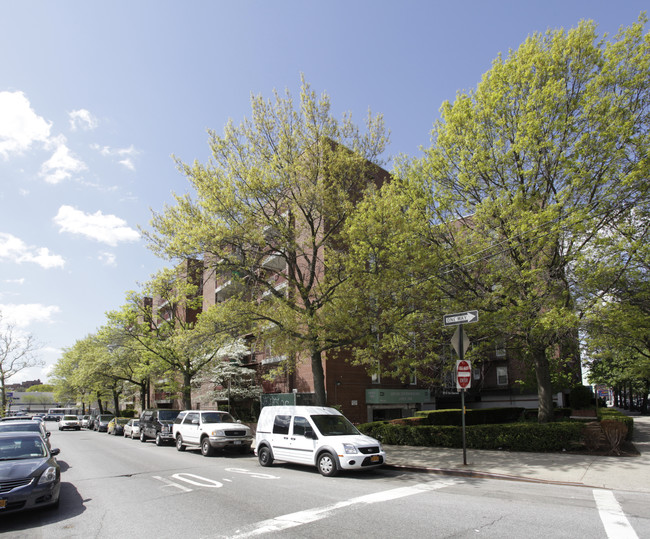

[287,416,317,465]
[269,414,292,461]
[183,412,201,445]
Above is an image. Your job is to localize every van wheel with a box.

[201,438,215,457]
[258,446,273,467]
[176,435,186,452]
[317,452,338,477]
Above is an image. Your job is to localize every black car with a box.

[94,415,115,432]
[140,409,181,446]
[0,420,51,449]
[0,432,61,512]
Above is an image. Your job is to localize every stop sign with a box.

[456,359,472,390]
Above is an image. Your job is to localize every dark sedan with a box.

[0,420,51,449]
[0,432,61,513]
[94,415,115,432]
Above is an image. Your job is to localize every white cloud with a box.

[53,205,140,246]
[0,232,65,269]
[0,91,52,159]
[39,136,87,184]
[91,143,139,170]
[69,109,98,131]
[98,251,117,266]
[0,303,61,328]
[4,278,25,285]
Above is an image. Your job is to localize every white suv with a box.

[172,410,253,456]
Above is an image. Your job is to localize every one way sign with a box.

[443,310,478,327]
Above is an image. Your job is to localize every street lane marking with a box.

[593,490,638,539]
[172,473,223,488]
[225,467,280,480]
[152,475,192,492]
[228,479,458,538]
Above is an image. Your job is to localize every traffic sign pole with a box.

[459,325,467,466]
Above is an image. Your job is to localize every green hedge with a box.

[358,421,587,452]
[414,407,526,426]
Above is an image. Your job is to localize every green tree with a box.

[350,17,650,422]
[106,267,226,409]
[143,77,389,405]
[26,384,54,392]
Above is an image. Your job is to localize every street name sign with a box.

[456,359,472,390]
[443,310,478,327]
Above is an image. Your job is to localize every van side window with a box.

[272,415,291,435]
[292,416,309,436]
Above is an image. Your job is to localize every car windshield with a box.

[117,418,129,424]
[158,411,180,421]
[63,415,77,420]
[310,415,360,436]
[100,415,113,421]
[202,412,235,423]
[0,423,40,433]
[0,439,47,460]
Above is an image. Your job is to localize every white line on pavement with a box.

[593,489,638,539]
[228,479,458,538]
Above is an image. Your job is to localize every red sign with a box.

[456,360,471,390]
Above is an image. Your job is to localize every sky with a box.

[0,1,647,384]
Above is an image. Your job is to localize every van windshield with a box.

[310,415,360,436]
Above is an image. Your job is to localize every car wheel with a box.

[176,435,186,452]
[258,446,274,467]
[140,431,146,443]
[201,437,215,457]
[317,452,338,477]
[155,433,164,446]
[131,432,135,439]
[239,444,251,455]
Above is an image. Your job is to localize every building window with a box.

[496,366,508,386]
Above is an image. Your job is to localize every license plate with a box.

[370,455,380,463]
[0,499,6,509]
[233,441,242,445]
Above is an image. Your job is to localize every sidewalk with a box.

[383,412,650,493]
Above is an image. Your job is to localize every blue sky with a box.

[1,1,646,384]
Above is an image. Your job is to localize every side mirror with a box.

[192,419,199,425]
[51,448,60,456]
[46,432,51,437]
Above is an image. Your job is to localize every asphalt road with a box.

[1,426,648,538]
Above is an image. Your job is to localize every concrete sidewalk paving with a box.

[383,412,650,493]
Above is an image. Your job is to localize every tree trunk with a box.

[112,390,120,415]
[533,345,554,423]
[310,348,326,406]
[182,371,192,409]
[140,384,147,413]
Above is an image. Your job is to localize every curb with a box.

[383,463,593,488]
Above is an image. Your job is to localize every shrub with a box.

[598,409,633,440]
[413,407,525,426]
[601,420,628,455]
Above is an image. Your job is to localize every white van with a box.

[254,406,385,476]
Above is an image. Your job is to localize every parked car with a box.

[255,406,385,477]
[81,415,91,429]
[0,420,51,449]
[107,417,129,436]
[93,414,115,432]
[123,419,140,439]
[58,415,81,431]
[173,410,253,456]
[139,409,181,446]
[0,432,61,512]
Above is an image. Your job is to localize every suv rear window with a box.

[158,410,180,421]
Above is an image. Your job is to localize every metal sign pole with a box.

[459,324,467,466]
